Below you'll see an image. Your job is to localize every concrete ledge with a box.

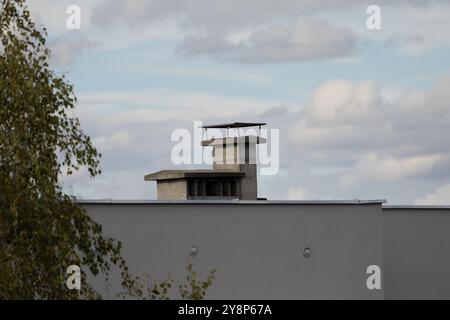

[144,170,245,181]
[383,205,450,210]
[77,199,386,205]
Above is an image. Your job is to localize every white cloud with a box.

[49,33,98,66]
[92,0,365,63]
[65,89,287,199]
[77,89,284,127]
[395,76,450,123]
[342,153,448,188]
[302,80,383,124]
[94,131,134,152]
[416,184,450,205]
[87,0,450,62]
[133,66,271,85]
[287,187,313,200]
[290,79,391,150]
[27,0,450,65]
[285,74,450,202]
[91,0,448,31]
[24,0,450,66]
[378,3,450,55]
[28,0,100,35]
[385,33,426,56]
[22,1,450,203]
[68,74,450,201]
[291,75,450,154]
[178,18,359,63]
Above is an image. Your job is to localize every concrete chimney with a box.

[145,122,267,200]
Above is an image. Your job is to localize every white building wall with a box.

[382,207,450,299]
[83,201,385,299]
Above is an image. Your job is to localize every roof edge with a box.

[383,205,450,210]
[77,199,386,205]
[145,170,245,181]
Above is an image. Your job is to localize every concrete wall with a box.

[382,207,450,300]
[238,164,257,200]
[157,180,187,200]
[83,201,384,300]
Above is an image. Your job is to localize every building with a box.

[145,122,266,200]
[83,123,450,299]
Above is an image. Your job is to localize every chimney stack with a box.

[145,122,266,200]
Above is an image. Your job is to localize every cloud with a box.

[91,0,364,63]
[291,75,450,153]
[416,184,450,205]
[287,187,313,200]
[61,88,286,199]
[302,80,383,124]
[290,80,390,151]
[374,2,450,56]
[94,131,134,153]
[342,153,448,187]
[133,65,271,85]
[88,0,450,62]
[395,76,450,123]
[27,0,450,65]
[49,33,98,66]
[66,74,450,202]
[23,0,450,204]
[91,0,448,30]
[28,0,99,33]
[286,74,450,202]
[178,18,359,63]
[76,89,283,127]
[385,33,426,56]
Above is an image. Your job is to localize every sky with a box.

[28,0,450,204]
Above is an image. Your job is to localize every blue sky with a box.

[30,0,450,204]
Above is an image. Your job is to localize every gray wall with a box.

[83,201,384,300]
[157,180,187,200]
[382,207,450,300]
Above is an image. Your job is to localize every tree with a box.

[0,0,139,299]
[179,264,217,300]
[138,264,217,300]
[0,0,218,300]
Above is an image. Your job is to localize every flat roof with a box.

[77,199,386,205]
[202,122,267,129]
[201,135,266,146]
[145,170,245,181]
[383,205,450,210]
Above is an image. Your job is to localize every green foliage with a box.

[178,264,217,300]
[0,0,140,299]
[136,275,174,300]
[0,0,217,300]
[132,264,217,300]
